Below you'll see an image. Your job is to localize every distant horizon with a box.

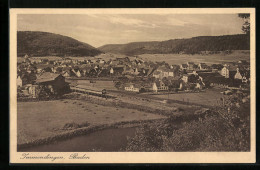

[17,14,245,47]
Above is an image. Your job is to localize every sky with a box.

[17,14,245,48]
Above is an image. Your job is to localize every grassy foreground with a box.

[17,99,164,145]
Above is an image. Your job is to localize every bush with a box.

[124,101,250,152]
[63,122,81,130]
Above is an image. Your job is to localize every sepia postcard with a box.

[9,8,255,163]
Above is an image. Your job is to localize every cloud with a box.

[17,14,244,47]
[106,15,159,28]
[109,16,143,25]
[74,26,112,34]
[166,18,190,26]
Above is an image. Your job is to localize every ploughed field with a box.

[153,89,224,106]
[17,99,164,145]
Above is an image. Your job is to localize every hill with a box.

[98,34,250,56]
[17,31,102,57]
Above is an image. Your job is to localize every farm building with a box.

[35,72,70,97]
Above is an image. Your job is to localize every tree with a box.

[238,13,250,34]
[114,81,122,89]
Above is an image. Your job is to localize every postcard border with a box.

[9,8,256,163]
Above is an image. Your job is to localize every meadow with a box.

[138,50,250,65]
[153,89,224,106]
[17,99,164,145]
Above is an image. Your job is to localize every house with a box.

[111,65,125,75]
[76,70,82,77]
[209,76,237,88]
[82,68,92,77]
[72,60,79,64]
[152,69,160,79]
[52,67,63,74]
[62,70,71,77]
[26,65,36,74]
[110,60,120,66]
[36,65,52,73]
[187,62,196,70]
[62,67,75,77]
[179,82,184,90]
[220,64,237,78]
[97,59,105,64]
[152,66,176,79]
[152,82,158,92]
[197,72,221,87]
[123,66,135,75]
[182,74,189,83]
[51,67,57,73]
[151,81,168,92]
[17,76,23,87]
[71,68,82,78]
[124,83,140,92]
[110,68,114,74]
[156,81,168,91]
[198,63,208,70]
[24,54,29,59]
[234,68,243,80]
[242,75,250,83]
[195,82,204,90]
[18,72,37,85]
[79,64,92,76]
[98,68,110,77]
[35,72,70,97]
[27,84,39,98]
[88,67,102,77]
[189,70,199,76]
[147,68,156,77]
[138,68,151,77]
[23,54,31,63]
[234,68,250,83]
[180,64,188,70]
[62,58,72,64]
[181,73,202,85]
[211,64,224,71]
[133,68,140,75]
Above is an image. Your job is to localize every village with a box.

[13,11,253,154]
[17,54,250,100]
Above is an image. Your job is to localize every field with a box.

[153,89,224,106]
[76,80,117,90]
[17,99,164,144]
[138,50,250,65]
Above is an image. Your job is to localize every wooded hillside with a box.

[17,31,102,57]
[98,34,250,55]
